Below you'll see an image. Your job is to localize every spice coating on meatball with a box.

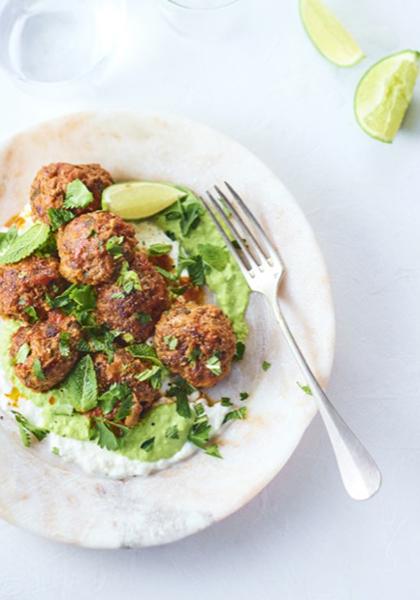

[154,301,236,388]
[30,162,113,224]
[92,349,158,427]
[10,310,82,392]
[57,211,138,285]
[96,252,170,343]
[0,256,66,322]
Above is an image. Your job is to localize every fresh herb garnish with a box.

[165,424,180,439]
[116,261,141,295]
[234,341,246,361]
[206,354,222,376]
[58,332,71,357]
[167,376,194,418]
[221,397,232,407]
[32,358,45,380]
[239,391,249,401]
[51,283,96,318]
[262,361,271,371]
[197,243,228,271]
[148,243,172,256]
[63,179,93,209]
[0,222,50,264]
[223,406,247,424]
[13,411,48,447]
[106,235,124,259]
[92,419,119,451]
[60,355,97,412]
[165,194,203,236]
[164,335,178,350]
[155,266,178,281]
[140,437,155,452]
[137,312,152,324]
[187,402,222,458]
[52,446,60,456]
[24,305,39,323]
[178,252,206,286]
[297,382,313,395]
[97,382,130,414]
[0,227,17,253]
[15,342,30,364]
[136,365,161,384]
[48,208,74,231]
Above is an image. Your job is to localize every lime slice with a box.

[300,0,364,67]
[102,181,186,219]
[354,50,420,143]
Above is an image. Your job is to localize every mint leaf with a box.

[148,243,172,256]
[63,179,93,209]
[48,208,74,231]
[0,227,17,252]
[223,406,247,424]
[13,411,48,446]
[198,243,228,271]
[178,252,206,286]
[0,222,50,264]
[61,355,98,412]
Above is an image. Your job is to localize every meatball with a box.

[30,162,113,224]
[154,301,236,388]
[57,211,138,285]
[92,349,158,427]
[96,252,170,342]
[0,256,66,322]
[10,310,82,392]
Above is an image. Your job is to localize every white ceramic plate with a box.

[0,112,334,548]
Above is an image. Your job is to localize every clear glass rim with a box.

[164,0,240,10]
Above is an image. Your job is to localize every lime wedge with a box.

[354,50,420,143]
[300,0,364,67]
[102,182,186,219]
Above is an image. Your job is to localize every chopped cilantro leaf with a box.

[155,266,178,281]
[167,376,194,418]
[32,358,45,380]
[206,354,222,376]
[59,332,71,357]
[164,335,178,350]
[106,235,124,259]
[137,312,152,324]
[262,361,271,371]
[204,444,222,459]
[98,382,132,415]
[140,437,155,452]
[117,261,141,295]
[92,419,119,451]
[223,406,247,424]
[188,346,201,365]
[15,342,30,364]
[239,391,249,401]
[63,179,93,209]
[178,253,206,286]
[13,411,48,447]
[221,397,232,407]
[24,305,39,323]
[148,243,172,256]
[52,446,60,456]
[297,382,313,396]
[234,341,246,361]
[165,425,180,439]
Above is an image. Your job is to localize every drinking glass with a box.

[159,0,243,38]
[0,0,126,89]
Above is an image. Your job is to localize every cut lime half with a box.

[354,50,420,143]
[102,181,186,220]
[300,0,364,67]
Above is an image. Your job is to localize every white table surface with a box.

[0,1,419,598]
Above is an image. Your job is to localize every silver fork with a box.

[202,182,381,501]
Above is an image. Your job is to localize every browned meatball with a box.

[96,252,170,342]
[30,162,113,224]
[10,310,82,392]
[154,301,236,388]
[92,349,158,427]
[57,211,138,285]
[0,256,66,322]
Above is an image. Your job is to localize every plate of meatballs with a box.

[0,111,334,547]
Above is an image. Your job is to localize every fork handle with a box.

[270,292,381,500]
